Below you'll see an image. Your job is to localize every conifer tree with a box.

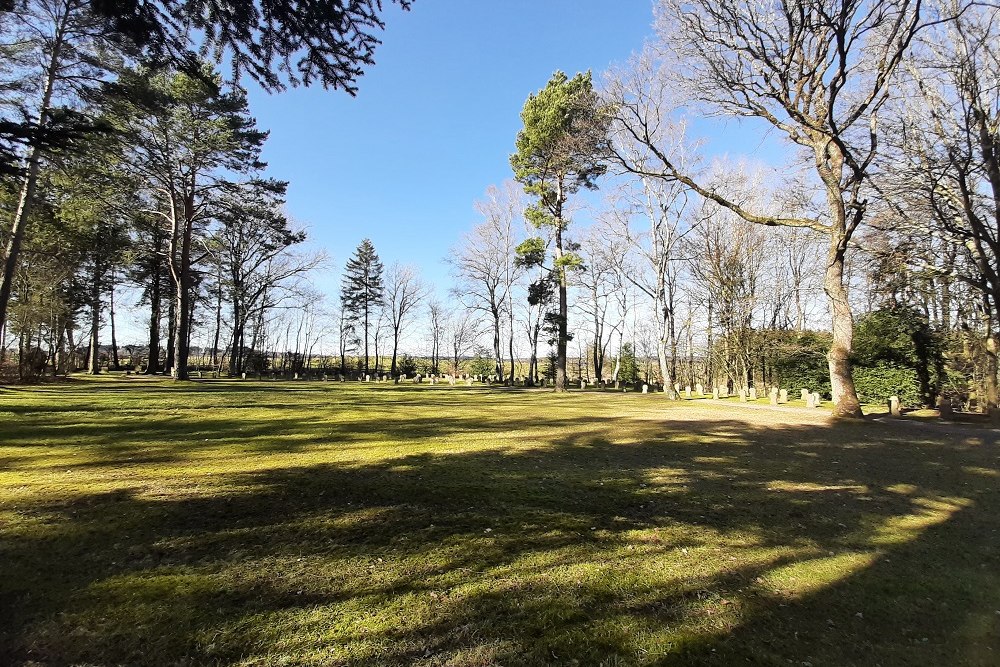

[511,71,607,391]
[341,239,384,374]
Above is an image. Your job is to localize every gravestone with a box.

[936,395,952,418]
[642,384,648,394]
[696,383,704,396]
[241,372,247,380]
[801,388,810,402]
[739,390,747,402]
[888,395,901,416]
[806,393,817,409]
[712,387,720,400]
[749,387,757,401]
[770,390,779,406]
[365,374,371,382]
[685,386,692,398]
[720,386,729,398]
[466,378,473,387]
[812,392,821,407]
[581,379,586,390]
[674,383,681,395]
[779,389,788,404]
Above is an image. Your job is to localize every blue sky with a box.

[245,1,664,297]
[243,1,790,303]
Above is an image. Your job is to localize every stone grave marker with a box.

[888,395,901,416]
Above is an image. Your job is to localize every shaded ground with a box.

[0,377,997,666]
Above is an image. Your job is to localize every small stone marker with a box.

[749,387,757,401]
[888,395,901,416]
[806,393,817,408]
[365,374,371,382]
[696,383,704,396]
[936,395,952,418]
[720,386,729,398]
[580,379,586,390]
[770,391,779,406]
[241,372,247,380]
[466,378,473,387]
[739,390,747,402]
[685,386,692,398]
[642,384,649,394]
[712,387,720,400]
[779,389,788,404]
[674,383,681,395]
[812,392,821,407]
[801,388,810,402]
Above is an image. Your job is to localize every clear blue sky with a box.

[243,1,784,301]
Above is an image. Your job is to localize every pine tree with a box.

[341,239,384,374]
[511,71,607,392]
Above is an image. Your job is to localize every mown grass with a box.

[0,376,997,666]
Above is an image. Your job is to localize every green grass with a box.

[1,376,998,666]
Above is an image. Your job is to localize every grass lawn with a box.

[1,377,998,666]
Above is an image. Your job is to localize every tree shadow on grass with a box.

[1,409,998,665]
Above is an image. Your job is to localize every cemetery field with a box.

[1,378,999,666]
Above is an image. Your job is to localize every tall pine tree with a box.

[511,71,607,392]
[341,239,384,375]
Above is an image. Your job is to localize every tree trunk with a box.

[492,306,502,381]
[87,259,102,375]
[109,269,120,370]
[390,330,399,377]
[0,9,67,337]
[824,250,863,417]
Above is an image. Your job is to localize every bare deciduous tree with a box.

[604,0,923,417]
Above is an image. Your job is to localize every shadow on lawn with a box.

[1,405,998,666]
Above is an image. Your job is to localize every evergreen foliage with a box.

[341,239,384,374]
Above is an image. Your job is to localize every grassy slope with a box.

[0,377,997,666]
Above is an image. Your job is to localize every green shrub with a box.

[853,363,921,406]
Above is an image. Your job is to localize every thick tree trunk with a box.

[985,333,999,410]
[390,331,399,377]
[824,251,863,418]
[492,307,502,382]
